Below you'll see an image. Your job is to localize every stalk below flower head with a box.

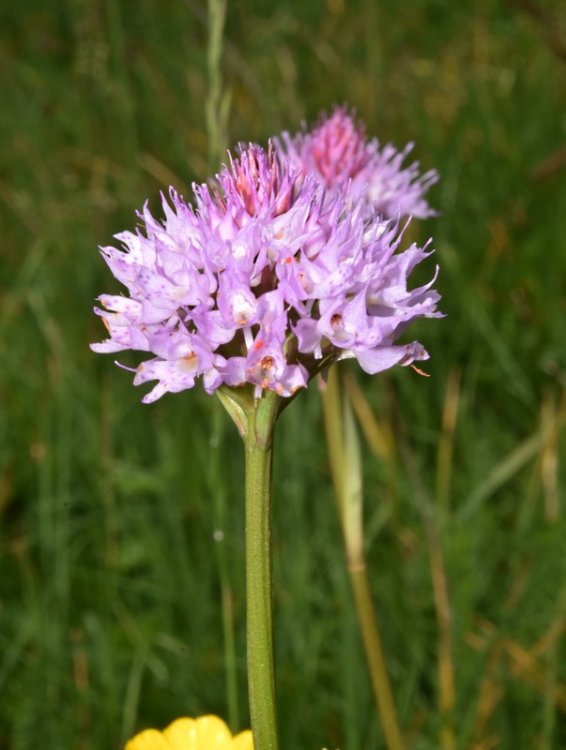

[92,141,441,402]
[276,106,438,220]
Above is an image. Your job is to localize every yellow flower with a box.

[125,715,253,750]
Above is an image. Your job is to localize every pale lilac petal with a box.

[293,318,322,354]
[356,342,429,374]
[134,357,200,402]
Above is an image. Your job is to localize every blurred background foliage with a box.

[0,0,565,748]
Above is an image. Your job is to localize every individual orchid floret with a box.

[276,106,438,219]
[92,141,441,402]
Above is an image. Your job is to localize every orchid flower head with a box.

[276,105,438,220]
[92,140,441,402]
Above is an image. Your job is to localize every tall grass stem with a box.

[322,368,404,750]
[206,0,237,729]
[206,0,228,168]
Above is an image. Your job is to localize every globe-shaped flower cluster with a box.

[92,110,441,403]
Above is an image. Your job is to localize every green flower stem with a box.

[243,392,281,750]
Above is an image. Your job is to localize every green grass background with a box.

[1,0,565,748]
